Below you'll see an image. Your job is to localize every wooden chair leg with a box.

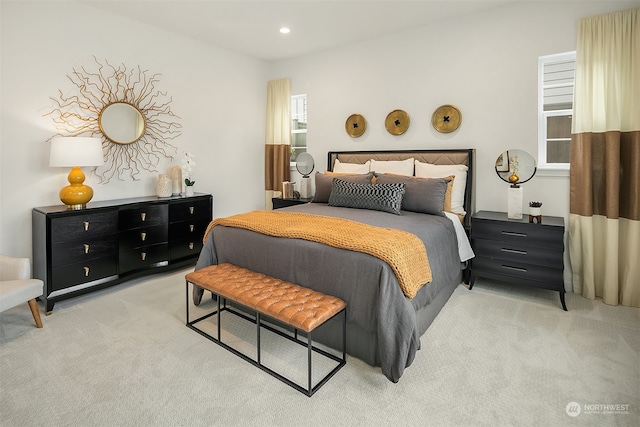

[27,299,43,328]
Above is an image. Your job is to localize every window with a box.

[538,51,575,169]
[291,94,307,163]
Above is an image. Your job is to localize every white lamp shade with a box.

[49,137,104,167]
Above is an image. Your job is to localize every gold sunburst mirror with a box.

[46,56,181,183]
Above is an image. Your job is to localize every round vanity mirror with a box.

[98,102,146,144]
[295,152,315,177]
[495,149,537,186]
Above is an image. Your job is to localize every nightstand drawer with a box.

[471,219,563,249]
[472,256,563,289]
[472,238,563,269]
[50,211,117,243]
[52,237,117,267]
[119,204,168,228]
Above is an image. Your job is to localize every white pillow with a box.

[333,159,371,174]
[370,158,414,176]
[414,160,468,215]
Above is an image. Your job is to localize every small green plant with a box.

[529,201,543,207]
[185,178,196,187]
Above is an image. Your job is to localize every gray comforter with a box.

[195,203,461,382]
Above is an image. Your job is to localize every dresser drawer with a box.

[51,257,118,292]
[472,238,564,269]
[471,219,563,249]
[119,243,169,274]
[169,219,209,242]
[170,239,204,261]
[119,225,168,248]
[50,211,118,243]
[52,237,117,267]
[170,199,212,222]
[119,204,168,229]
[472,256,563,290]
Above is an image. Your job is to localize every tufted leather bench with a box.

[185,263,346,396]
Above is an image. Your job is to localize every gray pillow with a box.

[328,178,405,215]
[313,172,374,203]
[375,174,451,216]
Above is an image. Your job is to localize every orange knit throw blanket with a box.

[203,211,431,299]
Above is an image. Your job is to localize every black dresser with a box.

[32,194,212,313]
[469,210,566,310]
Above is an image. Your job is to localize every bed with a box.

[194,149,475,382]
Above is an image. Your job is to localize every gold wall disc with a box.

[432,104,462,133]
[385,109,410,135]
[345,114,367,137]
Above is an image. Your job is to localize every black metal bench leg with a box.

[308,333,313,395]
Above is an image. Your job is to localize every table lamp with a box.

[49,136,104,209]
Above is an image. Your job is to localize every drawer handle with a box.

[141,212,147,222]
[501,265,527,273]
[189,242,194,250]
[501,231,527,237]
[84,221,90,231]
[141,232,147,241]
[501,248,527,255]
[189,224,195,233]
[189,206,195,215]
[84,244,90,254]
[84,266,90,277]
[141,252,147,261]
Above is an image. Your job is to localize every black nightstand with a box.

[469,210,566,310]
[272,197,312,209]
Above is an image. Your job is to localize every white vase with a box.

[156,174,172,198]
[169,166,182,196]
[185,186,194,197]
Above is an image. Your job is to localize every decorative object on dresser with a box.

[182,151,196,196]
[345,113,367,138]
[529,201,543,223]
[32,194,212,313]
[431,104,462,133]
[169,166,182,196]
[384,109,410,135]
[469,210,566,310]
[494,149,537,219]
[155,174,173,198]
[49,137,104,210]
[295,152,315,199]
[45,56,181,183]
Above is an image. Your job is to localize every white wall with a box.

[0,1,269,257]
[270,1,637,289]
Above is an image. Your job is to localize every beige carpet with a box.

[1,268,638,427]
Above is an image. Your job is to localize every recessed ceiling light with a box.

[279,27,290,34]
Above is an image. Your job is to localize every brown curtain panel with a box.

[569,8,640,307]
[264,78,291,209]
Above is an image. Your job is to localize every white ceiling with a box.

[83,0,515,62]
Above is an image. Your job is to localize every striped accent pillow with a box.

[328,178,405,215]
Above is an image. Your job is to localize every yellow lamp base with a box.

[59,166,94,210]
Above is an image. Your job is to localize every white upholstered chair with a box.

[0,255,43,328]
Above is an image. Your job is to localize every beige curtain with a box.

[264,78,291,209]
[569,8,640,307]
